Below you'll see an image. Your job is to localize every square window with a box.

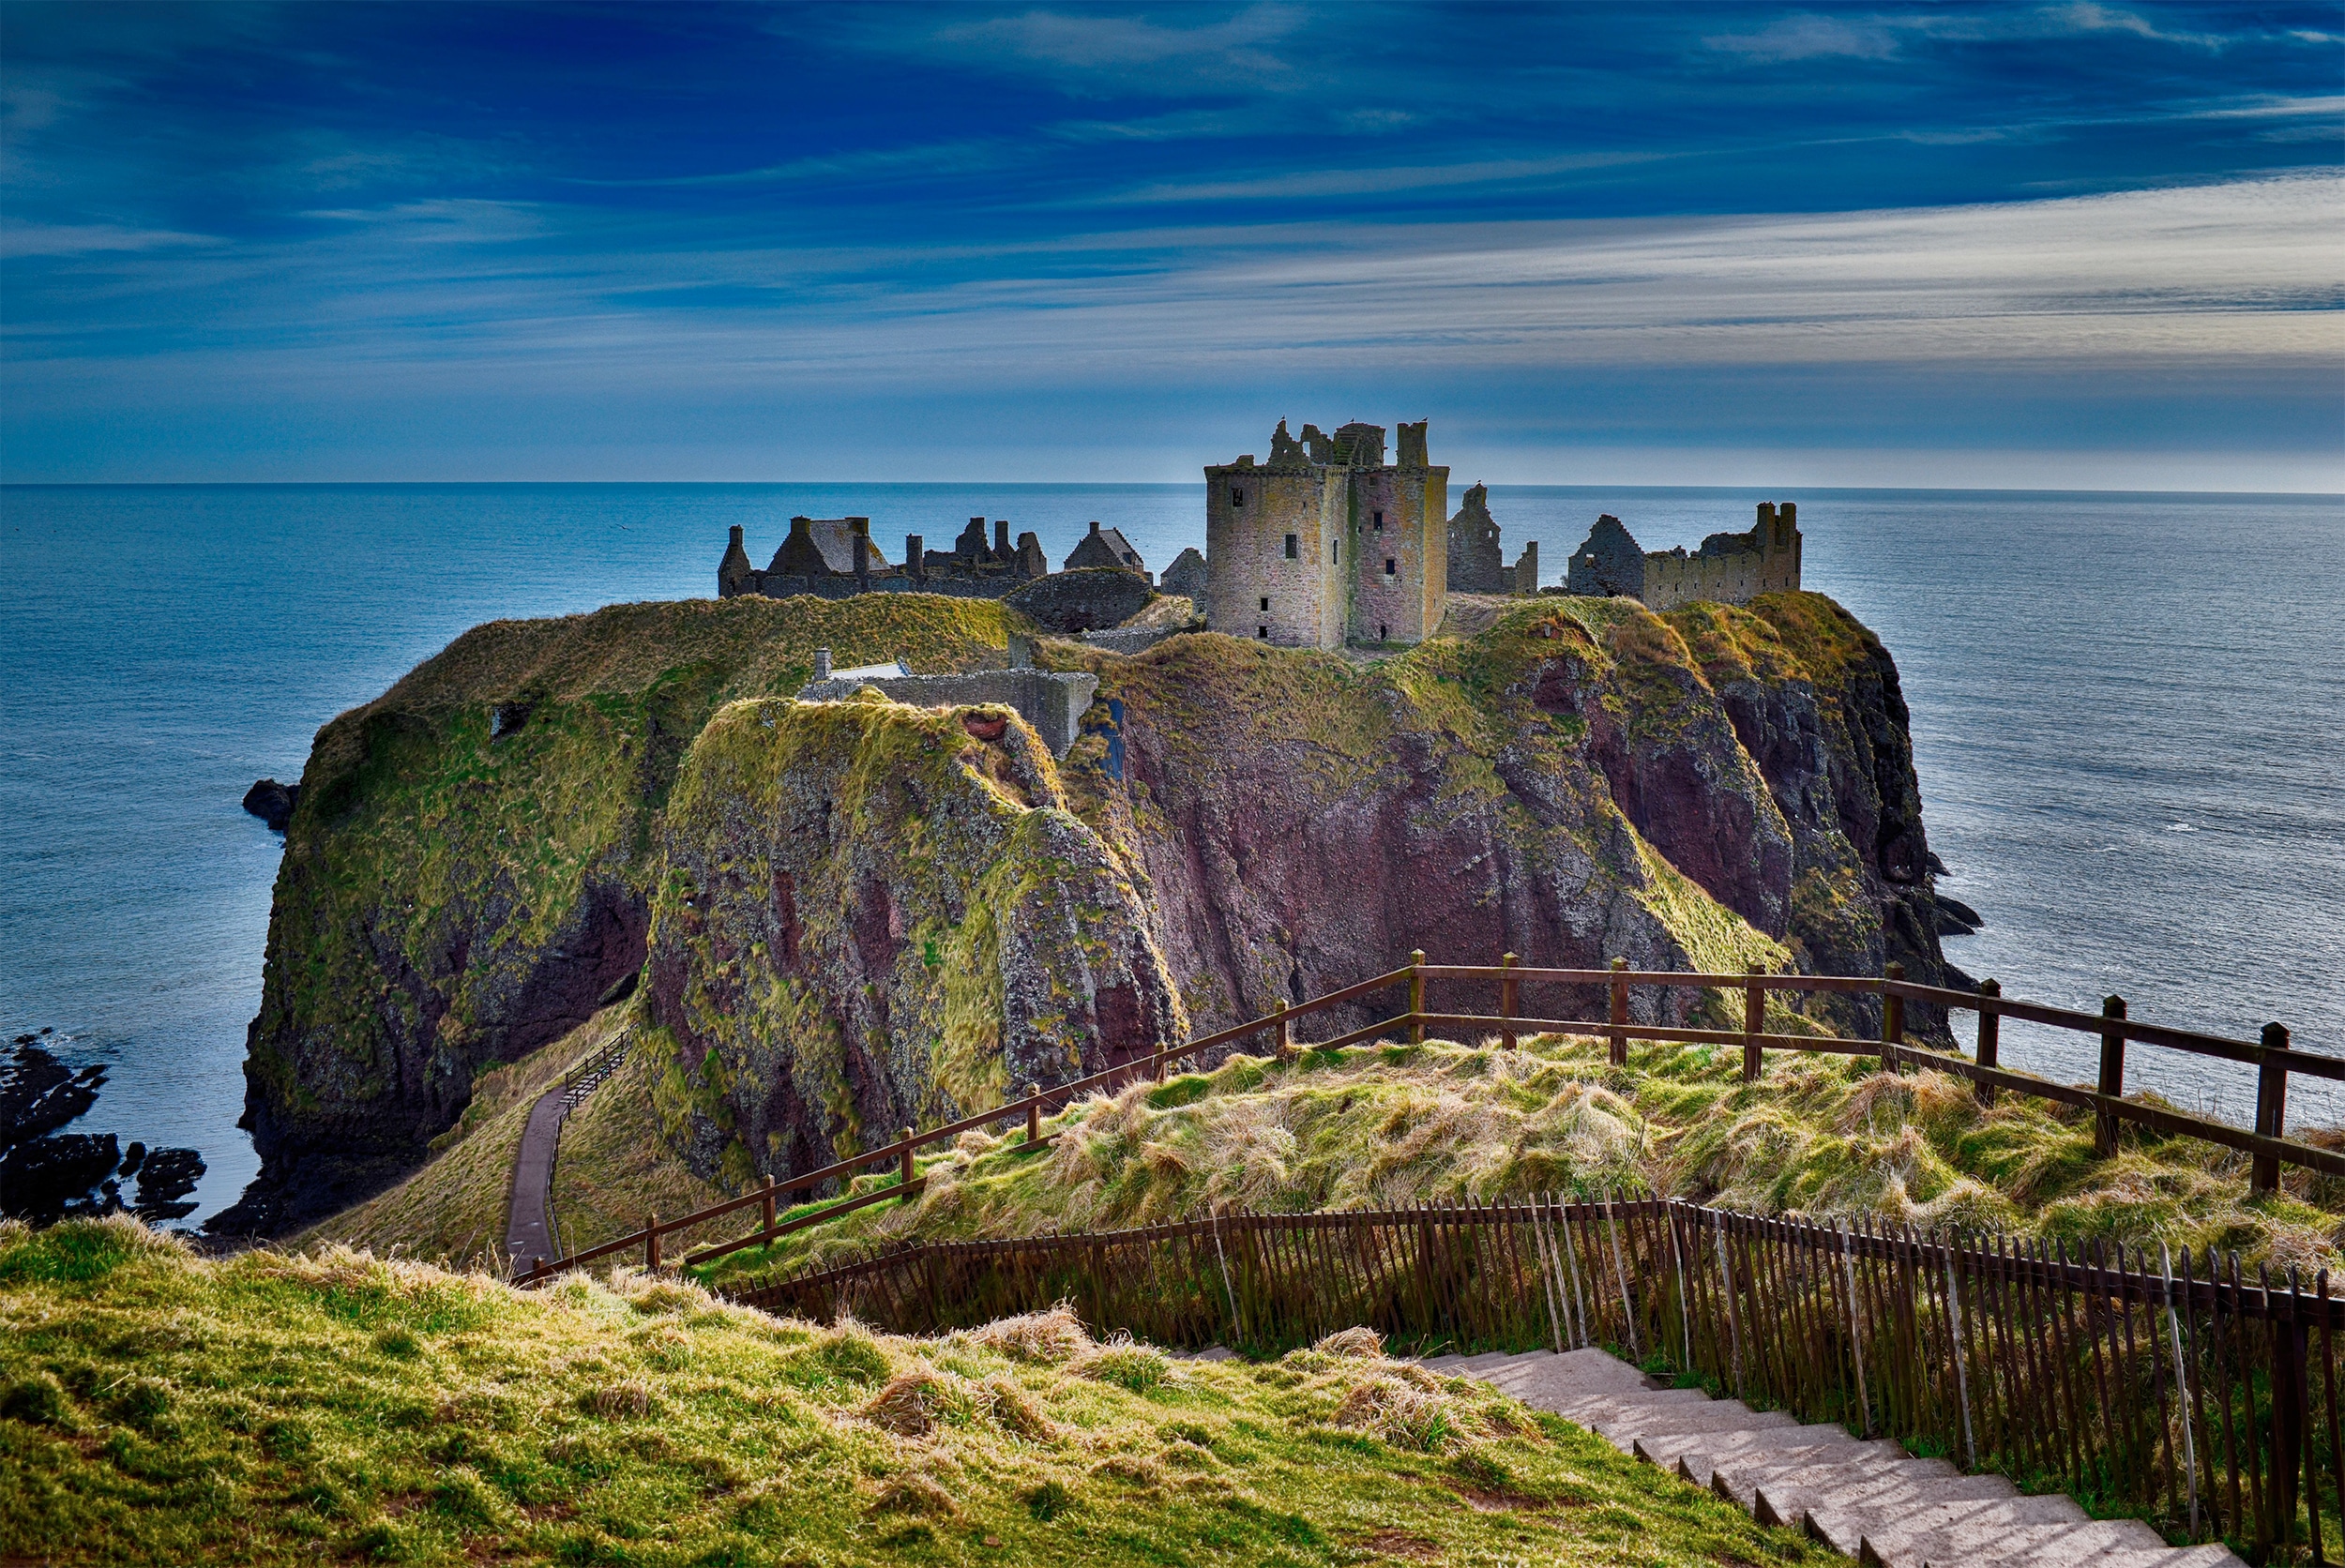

[1284,534,1298,559]
[1384,558,1398,577]
[1257,626,1268,639]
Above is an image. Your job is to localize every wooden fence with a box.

[510,955,2341,1287]
[723,1199,2344,1564]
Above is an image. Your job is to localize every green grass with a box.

[301,1006,635,1271]
[696,1033,2344,1289]
[0,1216,1829,1567]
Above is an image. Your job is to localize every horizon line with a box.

[6,479,2340,499]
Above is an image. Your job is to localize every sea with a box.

[4,483,2340,1228]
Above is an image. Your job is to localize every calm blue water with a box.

[3,484,2340,1226]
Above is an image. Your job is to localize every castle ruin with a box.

[1566,504,1802,610]
[1203,418,1450,649]
[1445,482,1537,596]
[719,515,1052,601]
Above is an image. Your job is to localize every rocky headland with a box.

[213,586,1958,1237]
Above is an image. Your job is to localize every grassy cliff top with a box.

[0,1217,1823,1567]
[697,1031,2344,1289]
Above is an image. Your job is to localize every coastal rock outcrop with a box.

[1049,592,1951,1041]
[223,585,1954,1235]
[241,778,301,832]
[644,692,1182,1190]
[212,594,1024,1235]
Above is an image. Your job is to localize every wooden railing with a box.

[722,1199,2344,1562]
[509,955,2340,1287]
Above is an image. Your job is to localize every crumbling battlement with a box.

[1445,482,1538,596]
[1566,503,1802,609]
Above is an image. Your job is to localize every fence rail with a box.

[722,1199,2343,1563]
[511,955,2339,1287]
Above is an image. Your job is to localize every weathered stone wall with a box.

[1642,506,1802,611]
[1204,463,1347,648]
[796,669,1100,759]
[1446,483,1507,595]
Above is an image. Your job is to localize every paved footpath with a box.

[503,1086,568,1271]
[1174,1344,2244,1566]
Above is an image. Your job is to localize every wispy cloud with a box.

[0,222,219,258]
[919,3,1309,93]
[1100,151,1667,205]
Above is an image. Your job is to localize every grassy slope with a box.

[697,1032,2344,1288]
[251,594,1030,1155]
[0,1217,1824,1568]
[299,1008,633,1271]
[551,1043,730,1263]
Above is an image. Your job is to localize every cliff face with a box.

[1048,593,1950,1041]
[643,693,1182,1192]
[225,587,1951,1235]
[215,596,1023,1235]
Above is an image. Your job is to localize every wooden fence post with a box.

[761,1176,776,1235]
[1609,957,1629,1068]
[1025,1082,1042,1145]
[645,1215,660,1270]
[2096,996,2126,1158]
[1272,1000,1292,1062]
[1974,979,2001,1107]
[1742,962,1764,1083]
[1881,962,1904,1072]
[1408,950,1426,1045]
[899,1127,916,1196]
[532,1256,545,1286]
[1499,953,1519,1051]
[2252,1023,2291,1195]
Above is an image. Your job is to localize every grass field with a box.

[0,1216,1828,1567]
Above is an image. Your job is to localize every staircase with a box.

[1410,1348,2245,1567]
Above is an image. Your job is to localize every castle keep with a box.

[1566,504,1802,610]
[1204,418,1449,649]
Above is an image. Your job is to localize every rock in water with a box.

[242,778,301,831]
[0,1132,120,1224]
[1933,893,1983,935]
[130,1148,205,1220]
[646,691,1183,1189]
[2,1045,104,1148]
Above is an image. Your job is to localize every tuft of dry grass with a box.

[0,1216,1832,1566]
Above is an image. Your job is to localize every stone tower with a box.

[1203,417,1449,649]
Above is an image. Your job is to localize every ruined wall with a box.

[1347,465,1445,644]
[1445,483,1507,595]
[1642,506,1802,611]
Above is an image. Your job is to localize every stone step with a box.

[1842,1498,2151,1568]
[1715,1449,1956,1515]
[1633,1422,1860,1485]
[1752,1465,2008,1529]
[1688,1439,1902,1496]
[1470,1347,1658,1399]
[1563,1397,1790,1440]
[1866,1518,2167,1567]
[1931,1545,2244,1568]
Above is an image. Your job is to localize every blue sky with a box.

[3,2,2339,487]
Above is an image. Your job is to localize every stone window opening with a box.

[1373,510,1384,531]
[1284,534,1298,559]
[1233,487,1245,507]
[1384,557,1398,578]
[1330,539,1339,564]
[1257,626,1268,639]
[1259,596,1269,611]
[1378,622,1388,641]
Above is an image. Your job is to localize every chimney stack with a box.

[994,520,1010,557]
[814,647,832,681]
[905,534,924,583]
